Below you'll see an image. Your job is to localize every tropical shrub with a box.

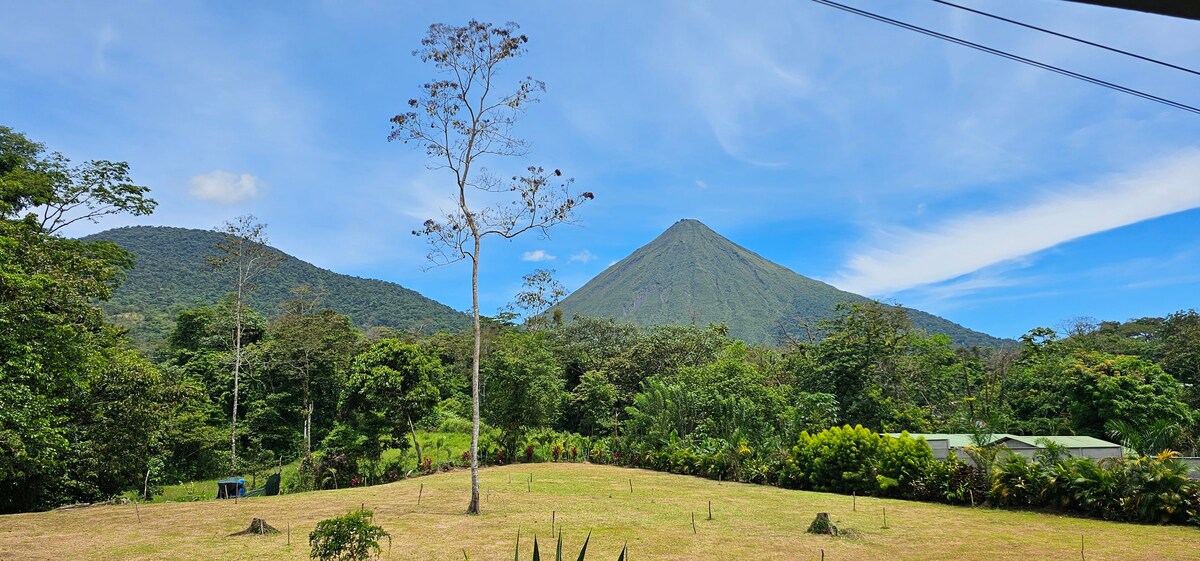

[990,447,1200,524]
[309,510,389,561]
[783,425,932,497]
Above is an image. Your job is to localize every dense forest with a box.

[3,125,1199,525]
[82,226,468,349]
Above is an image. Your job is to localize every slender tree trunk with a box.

[467,242,482,514]
[231,277,244,475]
[304,401,313,457]
[408,413,423,469]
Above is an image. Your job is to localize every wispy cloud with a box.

[832,149,1200,295]
[521,250,556,262]
[653,3,814,166]
[569,250,596,263]
[188,170,262,203]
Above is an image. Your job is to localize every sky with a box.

[2,0,1198,340]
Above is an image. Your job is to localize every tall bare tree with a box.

[208,215,282,474]
[389,21,592,514]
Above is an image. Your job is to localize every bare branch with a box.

[387,20,591,515]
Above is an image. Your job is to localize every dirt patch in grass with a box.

[0,463,1195,560]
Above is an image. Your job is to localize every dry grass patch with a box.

[0,463,1195,560]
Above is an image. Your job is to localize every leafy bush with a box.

[991,448,1200,524]
[309,510,389,561]
[783,425,932,497]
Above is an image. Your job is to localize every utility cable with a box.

[810,0,1200,115]
[930,0,1200,77]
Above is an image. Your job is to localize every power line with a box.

[930,0,1200,77]
[809,0,1200,115]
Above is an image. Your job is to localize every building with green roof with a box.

[888,433,1124,461]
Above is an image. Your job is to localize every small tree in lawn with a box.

[209,215,282,474]
[389,20,592,514]
[309,510,388,561]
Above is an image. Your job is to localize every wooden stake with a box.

[707,500,712,521]
[852,492,856,512]
[552,511,556,534]
[821,548,825,561]
[629,478,633,493]
[1081,534,1085,560]
[882,507,889,529]
[691,511,697,534]
[418,483,423,505]
[134,499,140,523]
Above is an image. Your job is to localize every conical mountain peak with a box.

[556,220,1000,346]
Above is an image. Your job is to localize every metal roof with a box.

[886,433,1006,448]
[889,433,1121,449]
[1003,435,1121,448]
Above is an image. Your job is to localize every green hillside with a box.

[84,226,467,346]
[556,219,1003,347]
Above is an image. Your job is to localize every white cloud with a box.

[832,149,1200,295]
[521,250,556,262]
[569,250,596,263]
[188,170,262,204]
[695,179,708,189]
[653,3,814,166]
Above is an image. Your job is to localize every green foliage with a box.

[482,332,566,454]
[0,125,155,233]
[783,425,933,498]
[257,300,364,455]
[992,449,1200,524]
[1157,310,1200,406]
[0,126,201,512]
[569,370,618,436]
[778,392,839,445]
[329,340,441,469]
[82,226,468,349]
[308,510,389,561]
[1066,353,1192,440]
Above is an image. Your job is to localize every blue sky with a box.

[3,1,1198,340]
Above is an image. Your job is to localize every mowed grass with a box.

[1,463,1195,560]
[149,431,472,503]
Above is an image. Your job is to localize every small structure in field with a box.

[217,478,246,499]
[890,433,1124,461]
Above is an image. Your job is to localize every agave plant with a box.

[512,529,628,561]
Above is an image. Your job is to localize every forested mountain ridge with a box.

[555,219,1003,347]
[83,226,468,346]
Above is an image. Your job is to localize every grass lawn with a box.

[1,463,1195,560]
[148,431,472,503]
